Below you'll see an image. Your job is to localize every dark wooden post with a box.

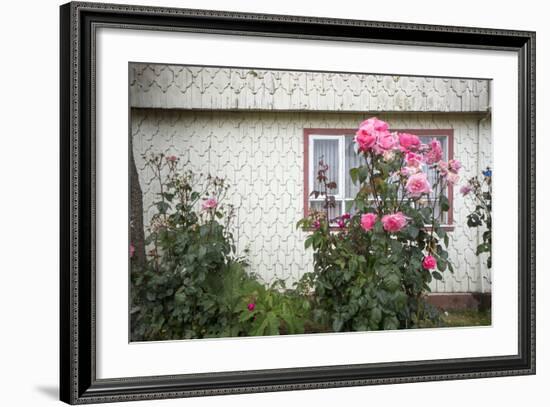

[129,122,146,267]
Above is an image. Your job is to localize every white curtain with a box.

[312,139,340,194]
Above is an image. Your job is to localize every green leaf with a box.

[358,166,370,183]
[369,307,382,326]
[439,195,450,212]
[420,207,432,221]
[432,271,443,280]
[266,312,280,335]
[447,262,454,273]
[407,225,419,239]
[163,192,175,202]
[383,316,399,330]
[155,201,170,214]
[383,273,401,291]
[349,167,359,185]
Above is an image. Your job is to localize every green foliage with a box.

[131,154,314,341]
[237,279,311,336]
[463,168,492,268]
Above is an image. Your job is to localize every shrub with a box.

[130,154,248,340]
[460,167,492,268]
[130,154,313,340]
[298,118,460,331]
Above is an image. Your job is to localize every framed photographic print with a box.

[60,1,536,404]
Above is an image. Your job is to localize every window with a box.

[303,128,454,227]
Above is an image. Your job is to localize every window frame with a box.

[303,128,455,231]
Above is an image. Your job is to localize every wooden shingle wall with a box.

[129,64,490,113]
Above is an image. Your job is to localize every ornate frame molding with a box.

[60,2,535,404]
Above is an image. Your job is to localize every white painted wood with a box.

[129,64,491,113]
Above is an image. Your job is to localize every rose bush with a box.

[298,118,460,331]
[461,167,492,268]
[130,154,311,340]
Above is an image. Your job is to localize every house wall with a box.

[132,108,492,293]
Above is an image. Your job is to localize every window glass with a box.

[419,136,448,199]
[419,136,448,223]
[312,139,339,195]
[309,201,342,222]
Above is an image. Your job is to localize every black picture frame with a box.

[60,1,536,404]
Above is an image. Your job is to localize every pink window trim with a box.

[303,128,455,231]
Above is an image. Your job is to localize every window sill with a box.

[303,225,456,233]
[424,225,455,232]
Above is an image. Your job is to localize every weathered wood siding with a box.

[130,64,490,113]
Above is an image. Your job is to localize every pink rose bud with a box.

[438,161,449,176]
[166,155,177,162]
[247,303,256,311]
[312,220,321,229]
[448,159,462,172]
[446,172,460,185]
[460,185,473,196]
[422,255,437,270]
[201,197,218,210]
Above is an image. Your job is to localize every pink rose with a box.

[359,117,389,133]
[446,172,460,185]
[424,139,443,164]
[448,159,461,173]
[398,133,421,152]
[460,185,472,196]
[422,255,437,270]
[341,213,351,220]
[337,219,346,229]
[381,212,408,233]
[405,152,423,168]
[247,303,256,311]
[406,172,432,197]
[360,213,377,231]
[202,197,218,210]
[312,220,321,229]
[376,133,397,152]
[166,155,178,162]
[355,129,377,152]
[129,243,135,258]
[355,118,390,152]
